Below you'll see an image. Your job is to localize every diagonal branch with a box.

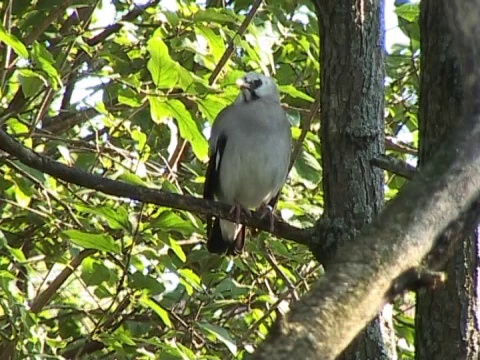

[208,0,263,85]
[250,0,480,357]
[250,107,480,360]
[30,249,96,313]
[288,93,320,172]
[0,129,313,246]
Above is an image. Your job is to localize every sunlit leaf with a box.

[31,41,61,90]
[62,230,120,253]
[140,295,172,327]
[197,322,237,355]
[0,23,28,58]
[147,32,178,89]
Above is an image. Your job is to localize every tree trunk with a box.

[415,1,480,359]
[316,0,393,358]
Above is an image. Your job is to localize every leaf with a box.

[17,69,46,98]
[81,258,115,286]
[117,169,150,187]
[197,95,229,123]
[395,3,419,22]
[62,230,120,253]
[167,99,208,160]
[147,31,178,89]
[149,97,208,160]
[193,8,239,24]
[169,238,187,263]
[140,295,172,327]
[75,205,131,231]
[31,42,61,90]
[279,85,315,102]
[0,23,28,58]
[195,25,225,63]
[129,272,166,295]
[293,148,322,189]
[154,211,196,235]
[178,269,202,291]
[13,181,31,207]
[197,322,237,355]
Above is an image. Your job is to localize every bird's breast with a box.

[217,127,290,209]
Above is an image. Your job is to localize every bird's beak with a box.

[236,78,251,90]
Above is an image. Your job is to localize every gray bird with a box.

[203,72,291,255]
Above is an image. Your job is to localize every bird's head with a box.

[235,72,280,104]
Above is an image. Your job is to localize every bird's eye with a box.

[251,79,263,89]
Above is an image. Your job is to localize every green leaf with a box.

[75,205,131,231]
[18,69,46,98]
[193,8,239,24]
[147,31,178,89]
[129,272,166,295]
[116,169,150,187]
[149,97,208,160]
[140,295,172,327]
[197,95,229,123]
[62,230,120,253]
[279,85,315,102]
[0,23,28,58]
[31,41,61,90]
[167,99,208,160]
[197,322,237,355]
[195,25,225,64]
[395,3,419,22]
[169,238,186,263]
[154,211,196,235]
[81,258,115,286]
[178,269,202,291]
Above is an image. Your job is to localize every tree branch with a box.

[249,0,480,357]
[371,154,417,179]
[30,249,96,314]
[250,110,480,360]
[208,0,263,84]
[0,130,313,246]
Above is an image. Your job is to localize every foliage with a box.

[0,0,419,358]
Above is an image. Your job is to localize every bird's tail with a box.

[207,218,245,255]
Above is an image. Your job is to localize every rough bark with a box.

[248,1,480,359]
[316,0,391,358]
[249,114,480,360]
[415,1,480,359]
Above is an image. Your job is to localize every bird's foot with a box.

[229,202,251,225]
[258,203,276,232]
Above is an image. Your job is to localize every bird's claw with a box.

[229,202,251,225]
[258,203,275,232]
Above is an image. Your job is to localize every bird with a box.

[203,72,291,255]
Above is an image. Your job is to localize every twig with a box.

[288,93,320,172]
[30,249,96,313]
[208,0,264,85]
[24,0,76,45]
[385,136,417,155]
[265,250,299,301]
[86,0,161,46]
[371,154,417,179]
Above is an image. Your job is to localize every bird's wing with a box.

[203,132,227,201]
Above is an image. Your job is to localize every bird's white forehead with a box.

[241,72,270,82]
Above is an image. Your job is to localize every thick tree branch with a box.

[0,130,314,246]
[250,110,480,360]
[250,0,480,357]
